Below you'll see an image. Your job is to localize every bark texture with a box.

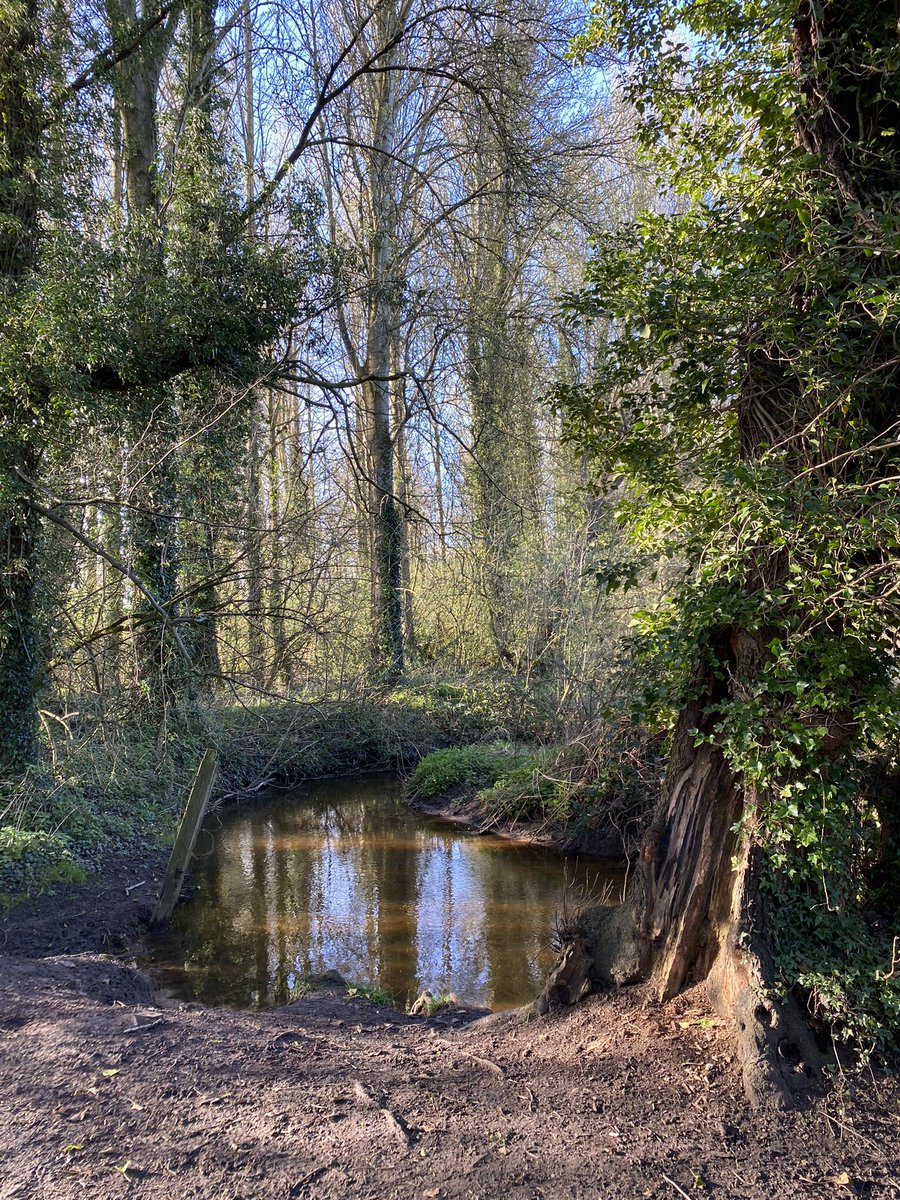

[543,0,900,1109]
[0,0,43,772]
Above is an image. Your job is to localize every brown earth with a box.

[1,852,898,1200]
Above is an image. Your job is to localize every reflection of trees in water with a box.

[250,821,270,1004]
[374,826,420,1003]
[471,846,565,1008]
[149,776,619,1010]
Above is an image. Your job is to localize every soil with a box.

[1,851,899,1200]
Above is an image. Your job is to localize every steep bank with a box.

[403,736,661,861]
[408,787,629,859]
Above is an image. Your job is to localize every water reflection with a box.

[143,773,625,1011]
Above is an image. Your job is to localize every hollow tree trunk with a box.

[546,0,899,1110]
[639,0,900,1107]
[634,635,824,1108]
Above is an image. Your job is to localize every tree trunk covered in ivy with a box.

[636,0,900,1105]
[0,0,43,773]
[462,14,541,671]
[361,0,406,684]
[553,0,900,1103]
[107,0,193,721]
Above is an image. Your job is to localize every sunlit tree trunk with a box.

[391,351,416,663]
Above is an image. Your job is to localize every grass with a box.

[409,722,662,852]
[407,745,511,798]
[346,983,394,1007]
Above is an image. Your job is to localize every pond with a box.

[141,773,626,1012]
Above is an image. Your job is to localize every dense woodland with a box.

[1,0,899,1090]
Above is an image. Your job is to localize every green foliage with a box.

[563,0,900,1051]
[475,725,659,849]
[346,983,393,1007]
[770,884,900,1055]
[407,746,509,799]
[0,828,84,906]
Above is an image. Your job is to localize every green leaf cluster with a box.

[561,0,900,1049]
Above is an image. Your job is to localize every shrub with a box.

[0,827,84,905]
[407,746,510,798]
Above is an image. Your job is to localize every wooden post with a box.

[150,749,218,933]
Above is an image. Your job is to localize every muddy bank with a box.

[408,787,629,860]
[2,942,898,1200]
[1,836,898,1199]
[0,848,169,959]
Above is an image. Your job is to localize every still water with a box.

[142,773,625,1012]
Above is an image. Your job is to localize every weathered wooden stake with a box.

[150,748,218,933]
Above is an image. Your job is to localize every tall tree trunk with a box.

[107,0,188,721]
[362,0,406,683]
[0,444,41,773]
[106,0,170,220]
[99,436,127,693]
[244,402,267,685]
[391,354,415,663]
[463,49,540,671]
[266,390,288,688]
[0,0,43,773]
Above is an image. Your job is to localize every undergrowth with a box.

[410,722,662,854]
[0,676,555,904]
[407,745,510,798]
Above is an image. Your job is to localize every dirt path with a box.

[1,857,897,1200]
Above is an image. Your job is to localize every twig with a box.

[125,881,147,894]
[882,934,899,980]
[381,1107,412,1150]
[470,1054,505,1080]
[663,1174,694,1200]
[123,1017,163,1034]
[436,1041,505,1080]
